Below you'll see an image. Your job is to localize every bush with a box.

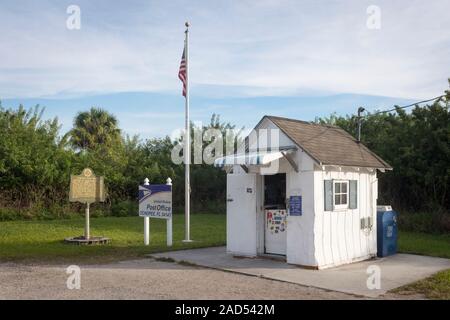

[398,210,450,234]
[0,203,99,221]
[0,208,21,221]
[33,204,77,220]
[111,200,138,217]
[89,208,106,218]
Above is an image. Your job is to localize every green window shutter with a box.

[324,180,333,211]
[349,180,358,209]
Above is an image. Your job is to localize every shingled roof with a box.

[264,116,392,170]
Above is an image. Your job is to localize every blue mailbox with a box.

[376,205,398,257]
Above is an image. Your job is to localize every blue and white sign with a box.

[289,195,302,216]
[139,184,172,219]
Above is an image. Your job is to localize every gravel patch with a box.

[0,259,357,300]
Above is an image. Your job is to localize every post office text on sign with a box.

[139,184,172,219]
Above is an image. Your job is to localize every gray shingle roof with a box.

[265,115,392,169]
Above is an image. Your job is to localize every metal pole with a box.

[357,107,365,142]
[166,177,173,246]
[183,21,192,242]
[144,178,150,245]
[85,202,90,240]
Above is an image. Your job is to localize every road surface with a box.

[0,258,362,299]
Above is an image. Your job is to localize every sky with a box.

[0,0,449,139]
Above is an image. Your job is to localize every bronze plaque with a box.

[69,168,105,203]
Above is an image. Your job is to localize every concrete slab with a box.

[151,247,450,298]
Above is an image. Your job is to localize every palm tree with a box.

[70,107,121,151]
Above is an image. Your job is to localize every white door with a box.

[226,174,257,255]
[265,209,287,255]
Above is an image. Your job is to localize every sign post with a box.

[166,178,173,246]
[143,178,150,246]
[139,177,173,246]
[85,203,90,240]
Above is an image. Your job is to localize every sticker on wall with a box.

[266,210,287,234]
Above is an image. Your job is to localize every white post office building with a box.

[215,116,392,269]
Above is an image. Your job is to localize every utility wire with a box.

[356,94,446,141]
[366,95,445,117]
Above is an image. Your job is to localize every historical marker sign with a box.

[69,168,105,204]
[139,184,172,219]
[66,168,107,243]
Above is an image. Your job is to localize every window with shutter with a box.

[324,179,357,211]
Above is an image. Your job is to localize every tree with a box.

[70,107,121,151]
[0,104,74,207]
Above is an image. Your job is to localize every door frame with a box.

[258,173,288,257]
[256,174,265,255]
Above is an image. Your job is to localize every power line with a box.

[355,94,446,140]
[366,95,445,117]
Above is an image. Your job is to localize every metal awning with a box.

[214,146,297,169]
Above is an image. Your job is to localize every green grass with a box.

[391,269,450,299]
[393,231,450,299]
[0,214,226,264]
[398,231,450,258]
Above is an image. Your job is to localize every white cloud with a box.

[0,0,448,100]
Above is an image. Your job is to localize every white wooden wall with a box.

[313,168,378,269]
[285,150,317,266]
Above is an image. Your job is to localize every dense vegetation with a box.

[0,82,449,233]
[0,106,231,219]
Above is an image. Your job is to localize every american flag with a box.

[178,47,187,97]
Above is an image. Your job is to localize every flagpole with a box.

[183,21,192,242]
